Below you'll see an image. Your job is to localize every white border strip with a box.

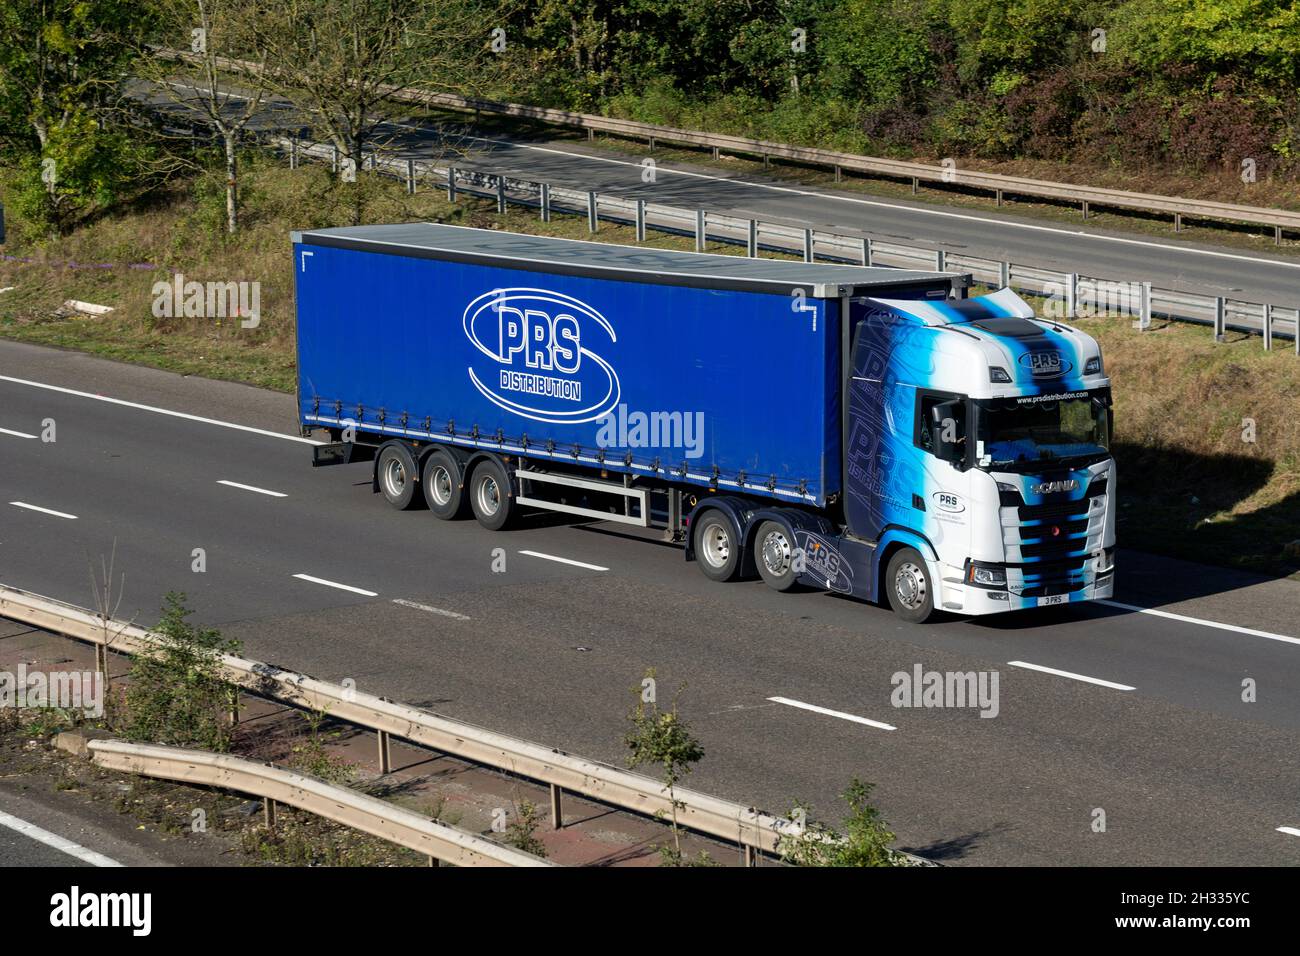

[217,480,288,498]
[1008,660,1135,691]
[768,696,897,731]
[10,501,78,520]
[0,375,321,445]
[518,550,609,572]
[392,598,471,621]
[0,810,124,867]
[292,573,378,597]
[0,426,36,439]
[1100,600,1300,647]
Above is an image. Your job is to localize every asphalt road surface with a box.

[137,79,1300,306]
[2,340,1299,865]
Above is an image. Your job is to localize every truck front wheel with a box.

[754,521,799,592]
[692,510,741,582]
[885,547,936,624]
[378,444,422,511]
[469,459,515,531]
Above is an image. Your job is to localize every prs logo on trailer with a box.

[463,288,621,424]
[1018,350,1072,378]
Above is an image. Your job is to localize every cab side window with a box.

[916,392,966,455]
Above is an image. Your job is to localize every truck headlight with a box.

[989,366,1012,383]
[1084,356,1102,374]
[968,564,1007,587]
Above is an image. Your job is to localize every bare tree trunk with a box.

[224,131,238,235]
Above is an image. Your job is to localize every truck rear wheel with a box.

[692,510,741,582]
[423,448,467,520]
[469,459,514,531]
[885,547,935,624]
[754,521,799,592]
[378,444,422,511]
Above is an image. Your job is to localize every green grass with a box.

[2,152,1297,577]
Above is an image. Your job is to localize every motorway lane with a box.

[135,81,1300,303]
[3,350,1300,863]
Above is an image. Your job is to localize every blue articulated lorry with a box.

[293,223,1115,623]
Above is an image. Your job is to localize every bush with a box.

[122,593,242,751]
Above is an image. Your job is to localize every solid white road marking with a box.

[518,550,609,571]
[1277,827,1300,838]
[217,479,287,498]
[1007,660,1135,691]
[292,573,378,597]
[0,375,322,445]
[767,696,897,731]
[392,598,471,621]
[1100,599,1300,647]
[0,426,36,439]
[0,810,124,867]
[9,501,78,520]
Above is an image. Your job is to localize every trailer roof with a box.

[291,222,966,298]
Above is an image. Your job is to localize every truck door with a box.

[842,302,973,571]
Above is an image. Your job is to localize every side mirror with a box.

[930,400,965,465]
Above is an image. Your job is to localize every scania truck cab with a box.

[834,287,1116,622]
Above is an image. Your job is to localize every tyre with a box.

[884,546,936,624]
[754,520,799,592]
[422,448,467,520]
[692,509,741,582]
[377,443,422,510]
[468,458,514,531]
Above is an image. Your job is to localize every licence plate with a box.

[1037,594,1068,607]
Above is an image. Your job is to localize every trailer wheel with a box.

[469,459,514,531]
[754,521,799,592]
[377,444,422,511]
[885,547,935,624]
[423,449,467,520]
[692,510,741,582]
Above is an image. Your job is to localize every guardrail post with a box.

[996,189,1003,207]
[747,220,757,257]
[378,729,391,774]
[648,136,655,151]
[1263,304,1273,350]
[263,797,277,831]
[588,128,594,143]
[447,167,457,202]
[803,228,814,263]
[1213,297,1225,342]
[550,783,563,829]
[999,261,1010,289]
[862,237,873,267]
[289,138,298,170]
[936,250,946,273]
[1081,200,1089,220]
[695,210,706,252]
[1137,282,1152,331]
[743,845,756,867]
[1276,225,1283,246]
[711,146,720,161]
[587,191,598,232]
[911,177,919,194]
[331,144,339,174]
[763,154,770,169]
[496,176,507,214]
[406,159,416,195]
[1066,273,1078,319]
[1174,212,1182,232]
[636,199,646,242]
[834,165,842,183]
[540,183,551,222]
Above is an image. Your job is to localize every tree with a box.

[0,0,153,233]
[132,0,270,235]
[624,667,704,864]
[244,0,504,225]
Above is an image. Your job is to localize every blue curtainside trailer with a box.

[294,223,1116,623]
